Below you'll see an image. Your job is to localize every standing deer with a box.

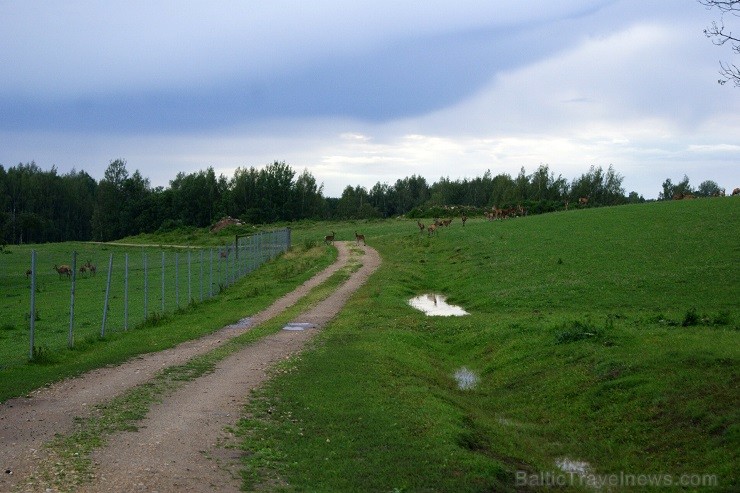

[427,224,438,236]
[355,231,366,245]
[461,214,467,227]
[417,221,425,233]
[53,264,72,279]
[85,260,97,276]
[324,231,335,244]
[79,264,88,277]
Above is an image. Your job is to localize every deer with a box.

[219,247,231,259]
[53,264,72,279]
[417,221,425,233]
[355,231,366,245]
[324,231,335,244]
[79,264,88,277]
[427,224,438,236]
[85,260,97,276]
[461,215,467,227]
[578,196,589,205]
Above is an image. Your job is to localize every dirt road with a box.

[0,242,380,492]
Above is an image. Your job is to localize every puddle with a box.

[225,317,253,329]
[408,294,469,316]
[555,457,592,477]
[453,367,478,390]
[282,322,316,331]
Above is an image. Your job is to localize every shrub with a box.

[555,320,600,344]
[682,308,700,327]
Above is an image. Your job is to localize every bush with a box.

[682,308,700,327]
[555,320,600,344]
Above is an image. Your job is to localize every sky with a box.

[1,1,739,199]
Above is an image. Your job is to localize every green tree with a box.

[258,161,296,223]
[92,159,129,241]
[336,185,378,219]
[169,167,226,228]
[696,179,724,197]
[121,170,153,236]
[489,173,516,208]
[392,175,429,214]
[529,164,568,202]
[293,168,326,220]
[570,165,625,205]
[368,182,393,217]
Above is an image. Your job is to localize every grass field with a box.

[239,198,739,491]
[1,198,738,491]
[0,229,288,369]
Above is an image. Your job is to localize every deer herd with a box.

[343,190,735,242]
[28,260,97,280]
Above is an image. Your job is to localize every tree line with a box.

[0,158,721,244]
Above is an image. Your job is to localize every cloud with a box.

[1,1,738,202]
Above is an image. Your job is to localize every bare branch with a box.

[700,0,740,86]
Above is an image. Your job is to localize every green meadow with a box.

[1,198,738,491]
[240,198,738,492]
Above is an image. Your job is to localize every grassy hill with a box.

[1,198,737,491]
[239,199,739,491]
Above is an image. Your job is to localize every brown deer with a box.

[578,196,589,205]
[417,221,425,233]
[355,231,366,245]
[85,260,97,276]
[427,224,438,236]
[461,215,467,226]
[53,264,72,279]
[324,231,335,244]
[79,264,88,277]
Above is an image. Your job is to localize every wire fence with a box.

[4,228,291,366]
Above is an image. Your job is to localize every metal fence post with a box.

[124,253,129,330]
[144,252,148,319]
[209,248,213,298]
[29,250,36,360]
[68,251,77,348]
[175,252,180,308]
[161,251,165,313]
[101,253,113,337]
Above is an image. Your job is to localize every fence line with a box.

[13,228,291,364]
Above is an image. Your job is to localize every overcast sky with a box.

[1,1,738,199]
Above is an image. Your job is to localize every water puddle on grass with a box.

[282,322,316,331]
[453,367,479,390]
[555,457,592,478]
[408,294,469,317]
